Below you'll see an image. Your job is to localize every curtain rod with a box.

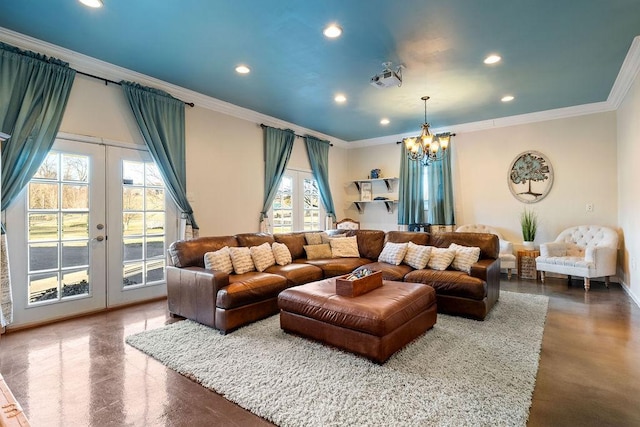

[395,133,457,144]
[260,124,333,146]
[76,70,195,107]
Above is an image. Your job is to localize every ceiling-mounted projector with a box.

[370,62,404,88]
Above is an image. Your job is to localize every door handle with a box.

[95,236,105,242]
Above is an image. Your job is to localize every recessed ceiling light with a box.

[484,54,501,64]
[79,0,103,8]
[380,118,390,125]
[501,95,515,102]
[334,94,347,103]
[323,24,342,38]
[235,65,250,74]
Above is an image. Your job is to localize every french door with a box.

[6,139,177,327]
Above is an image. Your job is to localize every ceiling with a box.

[1,0,639,142]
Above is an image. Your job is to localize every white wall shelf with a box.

[353,177,398,192]
[353,199,398,214]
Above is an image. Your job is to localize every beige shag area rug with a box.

[127,291,548,426]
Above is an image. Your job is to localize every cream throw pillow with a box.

[449,243,481,273]
[305,232,325,245]
[304,243,333,260]
[272,242,292,266]
[229,246,256,274]
[250,242,276,272]
[403,242,432,269]
[203,246,233,274]
[330,236,360,258]
[378,242,409,265]
[427,247,456,271]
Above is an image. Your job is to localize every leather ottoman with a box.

[278,278,437,363]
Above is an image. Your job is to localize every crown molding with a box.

[608,35,640,108]
[0,27,349,148]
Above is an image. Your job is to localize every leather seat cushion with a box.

[217,272,288,309]
[296,258,371,278]
[265,263,324,286]
[404,269,486,300]
[357,262,414,281]
[278,279,436,336]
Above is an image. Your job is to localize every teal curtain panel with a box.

[121,81,198,230]
[427,150,455,225]
[304,135,336,222]
[260,126,295,228]
[0,42,76,210]
[397,143,425,225]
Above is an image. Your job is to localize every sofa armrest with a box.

[469,258,499,282]
[585,246,618,275]
[540,242,567,257]
[167,266,230,328]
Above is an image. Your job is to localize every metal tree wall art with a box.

[508,151,554,203]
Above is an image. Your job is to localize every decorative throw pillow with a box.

[449,243,482,273]
[427,247,456,271]
[250,242,276,272]
[229,246,256,274]
[322,233,344,244]
[305,232,327,245]
[304,243,333,260]
[330,236,360,258]
[378,242,409,265]
[272,242,292,266]
[403,242,432,269]
[203,246,233,274]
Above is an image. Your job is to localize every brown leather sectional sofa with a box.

[166,229,500,334]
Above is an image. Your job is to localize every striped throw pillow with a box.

[272,242,292,266]
[403,242,432,269]
[203,246,233,274]
[449,243,481,273]
[229,246,256,274]
[378,242,409,265]
[250,242,276,272]
[427,247,456,271]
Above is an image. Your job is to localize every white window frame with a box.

[269,169,326,233]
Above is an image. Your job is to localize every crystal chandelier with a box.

[403,96,452,166]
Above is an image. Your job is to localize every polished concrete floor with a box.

[1,277,639,426]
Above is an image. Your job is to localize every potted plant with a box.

[520,208,537,249]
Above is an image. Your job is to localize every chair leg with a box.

[584,277,590,291]
[540,271,545,283]
[507,268,512,280]
[605,276,610,288]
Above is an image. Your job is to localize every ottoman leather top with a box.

[278,279,436,336]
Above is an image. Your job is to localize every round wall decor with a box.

[508,151,553,203]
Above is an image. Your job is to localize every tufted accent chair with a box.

[535,225,618,291]
[455,224,517,279]
[336,218,360,230]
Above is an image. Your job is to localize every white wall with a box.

[617,69,640,301]
[58,75,349,236]
[348,112,619,250]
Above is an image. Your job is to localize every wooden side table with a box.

[517,250,540,280]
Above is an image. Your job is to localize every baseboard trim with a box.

[619,279,640,309]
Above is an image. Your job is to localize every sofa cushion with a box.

[300,257,371,278]
[403,242,432,269]
[378,242,409,265]
[216,272,288,309]
[304,243,332,260]
[236,232,275,248]
[346,230,386,260]
[229,246,256,274]
[330,235,360,257]
[274,233,307,260]
[449,243,481,274]
[203,246,234,274]
[265,263,323,286]
[429,232,499,260]
[404,269,487,300]
[357,261,414,281]
[168,235,238,268]
[427,247,456,270]
[250,242,276,272]
[272,242,292,266]
[386,231,430,246]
